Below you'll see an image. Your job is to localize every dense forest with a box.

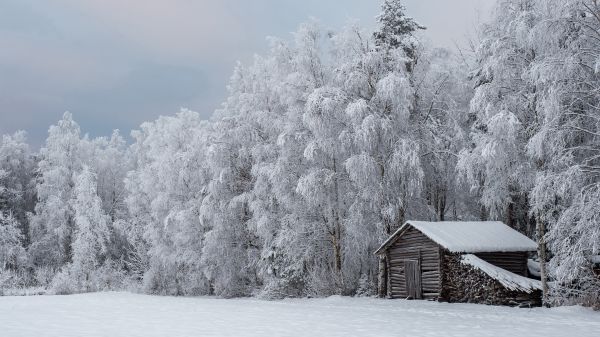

[1,0,599,307]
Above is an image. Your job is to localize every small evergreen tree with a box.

[374,0,425,68]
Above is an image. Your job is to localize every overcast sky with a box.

[0,0,495,146]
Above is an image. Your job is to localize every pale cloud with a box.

[0,32,125,92]
[54,0,248,65]
[403,0,495,49]
[0,0,496,146]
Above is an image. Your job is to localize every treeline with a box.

[0,0,599,306]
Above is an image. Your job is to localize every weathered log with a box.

[475,252,529,276]
[378,255,387,298]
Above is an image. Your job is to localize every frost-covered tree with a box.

[300,85,354,294]
[374,0,425,70]
[0,131,35,245]
[0,211,29,290]
[458,0,539,233]
[415,48,474,222]
[125,110,211,295]
[243,30,322,297]
[199,41,299,295]
[0,212,27,271]
[460,0,600,307]
[83,130,132,263]
[525,0,600,306]
[68,166,110,290]
[86,130,130,222]
[200,118,260,297]
[330,19,455,295]
[29,112,82,269]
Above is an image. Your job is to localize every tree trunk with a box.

[537,216,549,306]
[64,216,74,264]
[332,231,342,273]
[330,226,343,294]
[507,201,515,229]
[331,157,344,292]
[397,204,406,233]
[437,188,446,221]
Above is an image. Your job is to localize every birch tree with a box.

[526,0,600,306]
[69,166,110,291]
[458,0,539,233]
[29,112,82,270]
[125,110,211,295]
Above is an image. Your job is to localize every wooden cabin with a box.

[375,221,542,306]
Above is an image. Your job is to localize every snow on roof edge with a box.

[461,254,542,293]
[409,220,537,253]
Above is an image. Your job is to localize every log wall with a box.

[386,227,441,299]
[475,252,528,276]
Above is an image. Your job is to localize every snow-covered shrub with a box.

[0,270,33,294]
[142,262,181,296]
[50,268,77,295]
[355,273,376,297]
[0,212,28,270]
[259,276,306,299]
[51,260,129,295]
[91,259,126,291]
[34,266,57,288]
[305,268,339,297]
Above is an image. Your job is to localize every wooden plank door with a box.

[404,259,422,299]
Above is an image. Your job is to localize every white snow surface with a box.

[378,221,538,254]
[1,292,598,337]
[528,258,541,277]
[462,254,542,293]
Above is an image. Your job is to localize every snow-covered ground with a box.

[0,292,598,337]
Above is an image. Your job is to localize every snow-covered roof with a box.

[461,254,542,293]
[375,220,537,254]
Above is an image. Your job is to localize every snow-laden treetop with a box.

[376,221,538,254]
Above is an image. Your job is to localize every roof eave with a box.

[373,222,411,255]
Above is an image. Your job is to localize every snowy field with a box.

[0,292,598,337]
